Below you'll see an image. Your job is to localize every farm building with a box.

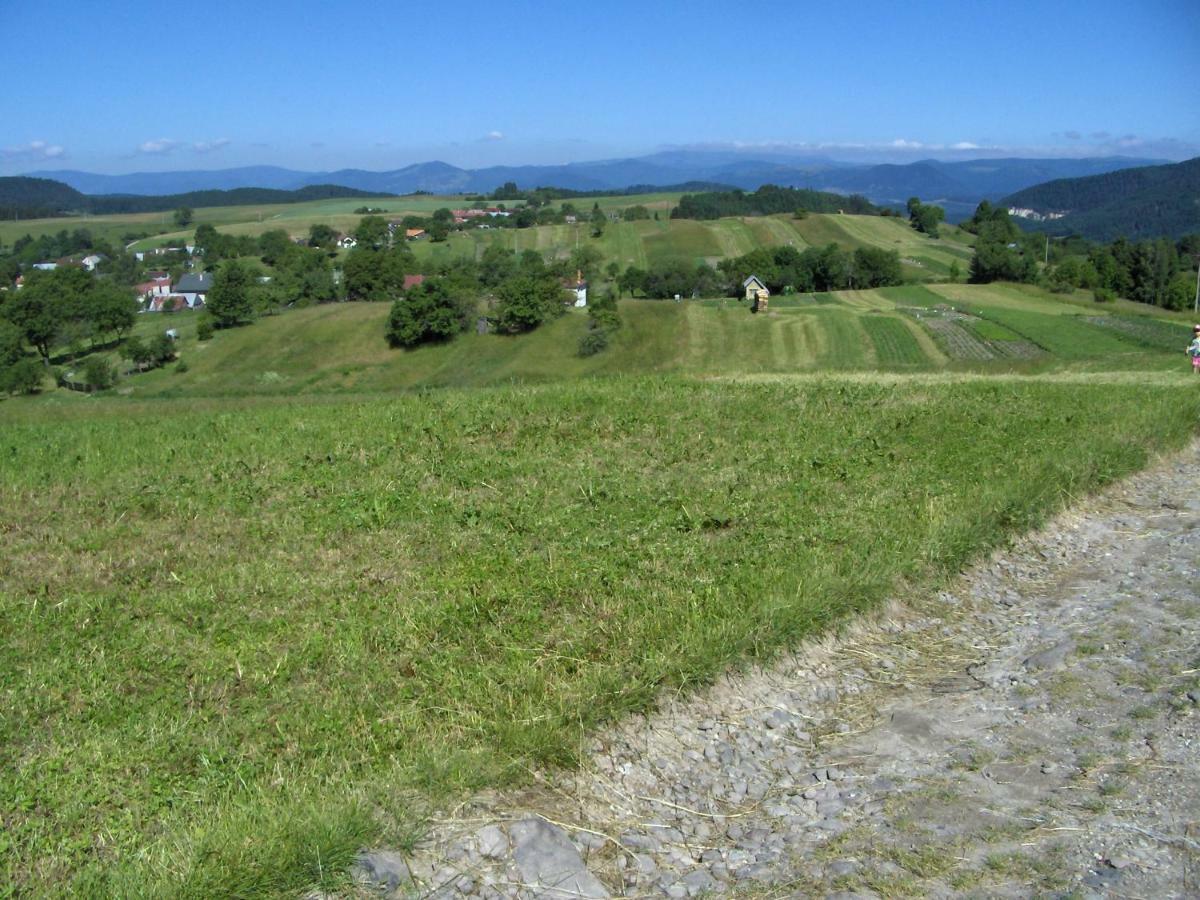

[743,275,769,312]
[173,272,213,309]
[565,270,588,307]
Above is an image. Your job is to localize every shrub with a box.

[578,329,610,357]
[1,358,45,395]
[1093,287,1116,303]
[197,317,214,341]
[175,358,189,374]
[82,356,116,391]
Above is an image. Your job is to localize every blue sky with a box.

[2,0,1197,174]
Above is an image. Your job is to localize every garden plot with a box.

[1086,316,1193,352]
[903,305,1044,362]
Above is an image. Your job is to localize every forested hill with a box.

[671,184,879,220]
[0,177,89,219]
[0,177,393,219]
[1002,157,1200,240]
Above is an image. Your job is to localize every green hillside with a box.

[408,213,975,281]
[4,371,1199,896]
[40,281,1183,404]
[1003,156,1200,240]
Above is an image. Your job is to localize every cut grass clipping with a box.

[2,376,1198,895]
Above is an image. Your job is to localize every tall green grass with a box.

[861,315,930,366]
[2,376,1197,894]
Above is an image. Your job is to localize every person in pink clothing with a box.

[1189,325,1200,373]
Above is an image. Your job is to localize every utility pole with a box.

[1194,255,1199,315]
[1044,234,1049,266]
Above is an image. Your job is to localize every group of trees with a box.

[384,245,577,348]
[963,202,1039,284]
[713,244,903,296]
[2,267,137,364]
[672,185,878,220]
[1043,234,1199,309]
[906,197,945,237]
[0,266,140,394]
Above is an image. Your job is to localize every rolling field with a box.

[3,273,1197,895]
[3,375,1199,895]
[3,189,975,286]
[407,213,976,278]
[30,279,1185,404]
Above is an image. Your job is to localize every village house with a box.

[146,294,190,313]
[337,235,358,249]
[134,274,172,305]
[405,228,426,240]
[744,275,769,312]
[81,253,106,271]
[173,272,213,309]
[565,270,588,307]
[403,274,426,291]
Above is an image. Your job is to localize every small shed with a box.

[743,275,770,312]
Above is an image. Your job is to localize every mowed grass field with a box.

[407,212,975,281]
[0,193,687,252]
[3,374,1199,896]
[48,281,1187,403]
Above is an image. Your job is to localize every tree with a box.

[494,273,565,333]
[82,356,116,390]
[386,279,471,347]
[590,204,606,238]
[354,215,390,249]
[0,358,43,394]
[907,197,945,237]
[206,260,255,327]
[308,223,337,249]
[479,243,516,287]
[86,281,138,342]
[852,247,903,288]
[343,246,412,302]
[174,206,194,228]
[258,229,292,266]
[6,267,91,364]
[0,318,24,368]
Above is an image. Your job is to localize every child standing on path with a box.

[1190,325,1200,374]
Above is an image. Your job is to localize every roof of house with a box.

[743,275,767,289]
[403,274,426,290]
[175,273,213,293]
[405,228,426,238]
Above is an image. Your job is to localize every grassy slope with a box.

[68,279,1182,402]
[2,377,1198,896]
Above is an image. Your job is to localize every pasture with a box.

[407,213,976,280]
[32,280,1185,404]
[3,374,1199,896]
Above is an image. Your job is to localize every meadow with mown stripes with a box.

[4,201,1200,896]
[3,373,1199,896]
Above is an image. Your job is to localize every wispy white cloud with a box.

[891,138,924,149]
[485,130,505,141]
[192,138,230,153]
[2,139,66,161]
[138,137,182,154]
[951,141,981,150]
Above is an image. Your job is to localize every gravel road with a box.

[351,440,1200,899]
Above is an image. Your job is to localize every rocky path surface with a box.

[351,442,1200,899]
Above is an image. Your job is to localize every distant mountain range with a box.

[29,152,1164,220]
[1001,157,1200,241]
[0,177,388,220]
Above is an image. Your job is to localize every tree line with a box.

[671,185,879,220]
[961,200,1200,310]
